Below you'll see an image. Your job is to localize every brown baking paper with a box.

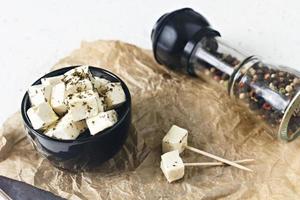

[1,40,300,200]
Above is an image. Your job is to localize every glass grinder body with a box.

[151,8,300,141]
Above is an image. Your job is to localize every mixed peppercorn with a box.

[196,37,300,137]
[200,37,241,88]
[234,62,300,135]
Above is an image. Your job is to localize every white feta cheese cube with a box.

[160,150,185,183]
[65,79,94,95]
[27,102,59,130]
[104,82,126,109]
[44,113,87,140]
[41,75,63,86]
[86,110,118,135]
[162,125,188,153]
[62,66,95,95]
[50,82,67,115]
[63,65,93,84]
[94,77,110,94]
[66,90,100,121]
[28,84,52,107]
[95,92,105,112]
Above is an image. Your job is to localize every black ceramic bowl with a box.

[21,66,131,171]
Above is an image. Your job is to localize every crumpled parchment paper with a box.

[1,40,300,200]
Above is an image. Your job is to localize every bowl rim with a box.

[21,65,131,144]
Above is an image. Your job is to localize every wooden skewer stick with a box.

[185,146,253,172]
[184,159,255,167]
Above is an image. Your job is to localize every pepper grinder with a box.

[151,8,300,141]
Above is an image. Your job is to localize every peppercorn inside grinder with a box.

[151,8,300,141]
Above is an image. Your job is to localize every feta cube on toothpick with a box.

[105,82,126,109]
[28,84,52,107]
[44,113,87,140]
[41,75,64,86]
[162,125,188,153]
[160,150,254,183]
[86,110,118,135]
[27,102,59,130]
[160,150,185,183]
[162,125,253,172]
[50,82,67,115]
[66,90,100,122]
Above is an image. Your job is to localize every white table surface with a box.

[1,0,300,125]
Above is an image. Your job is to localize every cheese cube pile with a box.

[160,150,185,183]
[162,125,188,153]
[26,65,126,140]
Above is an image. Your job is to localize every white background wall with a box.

[0,0,300,124]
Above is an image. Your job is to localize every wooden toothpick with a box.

[184,159,255,167]
[185,146,253,172]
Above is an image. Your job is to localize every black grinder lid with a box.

[151,8,220,74]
